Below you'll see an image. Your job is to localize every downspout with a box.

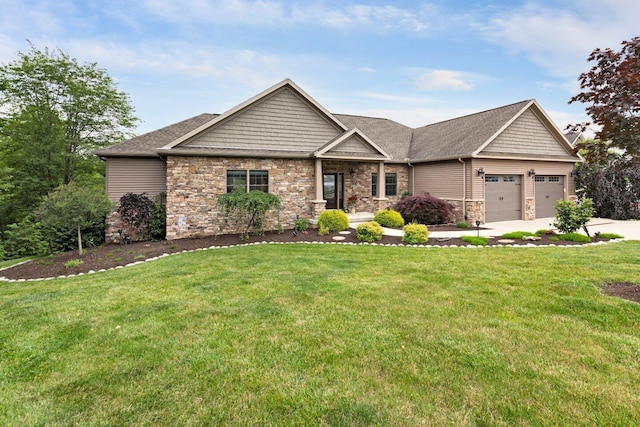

[458,158,467,220]
[405,158,414,196]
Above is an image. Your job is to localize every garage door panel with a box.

[485,175,522,222]
[535,176,564,218]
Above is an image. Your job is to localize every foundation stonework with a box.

[525,197,536,220]
[464,200,485,224]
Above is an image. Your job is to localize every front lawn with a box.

[1,242,640,425]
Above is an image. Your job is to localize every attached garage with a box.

[484,175,522,222]
[535,175,564,218]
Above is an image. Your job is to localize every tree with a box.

[569,37,640,163]
[34,182,113,255]
[0,44,137,227]
[217,190,281,240]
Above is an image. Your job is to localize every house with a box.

[94,79,580,240]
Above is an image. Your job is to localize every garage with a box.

[484,175,522,222]
[535,175,564,218]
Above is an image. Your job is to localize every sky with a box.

[1,0,639,137]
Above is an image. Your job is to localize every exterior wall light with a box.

[528,169,536,177]
[476,168,485,177]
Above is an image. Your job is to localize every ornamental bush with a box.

[402,223,429,244]
[394,194,455,225]
[373,209,405,228]
[117,193,154,240]
[356,221,384,242]
[553,197,594,233]
[317,210,349,235]
[1,218,47,259]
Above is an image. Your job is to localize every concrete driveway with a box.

[375,217,640,240]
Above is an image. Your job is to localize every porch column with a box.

[373,161,389,211]
[311,158,326,218]
[376,161,386,199]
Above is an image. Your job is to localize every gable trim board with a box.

[96,79,581,240]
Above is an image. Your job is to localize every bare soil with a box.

[0,226,615,281]
[602,282,640,304]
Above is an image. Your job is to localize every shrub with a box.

[461,235,489,246]
[356,221,384,242]
[117,193,154,239]
[0,242,4,261]
[394,194,455,225]
[502,231,537,239]
[217,190,282,239]
[598,232,624,239]
[149,192,166,240]
[2,218,47,259]
[553,197,595,233]
[535,229,556,236]
[456,221,470,229]
[373,209,405,228]
[317,210,349,235]
[558,232,591,243]
[63,259,83,268]
[402,223,429,244]
[294,218,309,232]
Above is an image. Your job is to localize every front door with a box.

[323,173,344,209]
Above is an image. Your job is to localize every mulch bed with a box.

[602,282,640,304]
[0,227,616,281]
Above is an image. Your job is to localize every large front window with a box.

[226,170,269,192]
[371,173,397,196]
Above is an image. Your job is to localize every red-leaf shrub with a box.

[394,194,455,225]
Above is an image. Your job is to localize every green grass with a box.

[559,232,592,243]
[2,243,640,425]
[599,233,624,239]
[502,231,537,239]
[461,235,489,245]
[62,259,83,268]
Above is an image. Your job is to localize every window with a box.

[535,176,545,183]
[485,176,499,183]
[226,170,269,192]
[548,176,560,183]
[371,173,397,197]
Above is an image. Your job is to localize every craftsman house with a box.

[95,79,580,240]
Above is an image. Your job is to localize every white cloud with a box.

[481,0,640,77]
[414,70,476,91]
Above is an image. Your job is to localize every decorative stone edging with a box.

[0,239,620,283]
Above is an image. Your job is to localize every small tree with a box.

[117,193,154,240]
[149,192,167,240]
[35,182,113,255]
[217,190,281,239]
[553,197,595,233]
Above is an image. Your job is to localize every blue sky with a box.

[1,0,639,136]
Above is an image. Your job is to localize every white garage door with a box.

[485,175,522,222]
[535,175,564,218]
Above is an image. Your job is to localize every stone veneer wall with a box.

[166,156,315,239]
[525,197,536,220]
[330,162,409,212]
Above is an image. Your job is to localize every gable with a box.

[480,108,575,159]
[326,134,377,155]
[315,128,390,160]
[180,86,342,152]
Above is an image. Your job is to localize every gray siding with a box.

[413,160,464,199]
[184,87,341,151]
[482,109,570,158]
[328,135,375,154]
[106,158,166,201]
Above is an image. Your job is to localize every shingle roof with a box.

[94,113,217,157]
[409,100,531,161]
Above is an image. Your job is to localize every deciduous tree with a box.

[0,44,137,227]
[569,37,640,162]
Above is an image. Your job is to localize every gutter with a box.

[458,158,467,220]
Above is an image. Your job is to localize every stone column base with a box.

[311,200,327,219]
[372,198,389,212]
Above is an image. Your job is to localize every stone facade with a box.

[525,197,536,220]
[162,157,413,240]
[166,156,316,239]
[464,200,485,224]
